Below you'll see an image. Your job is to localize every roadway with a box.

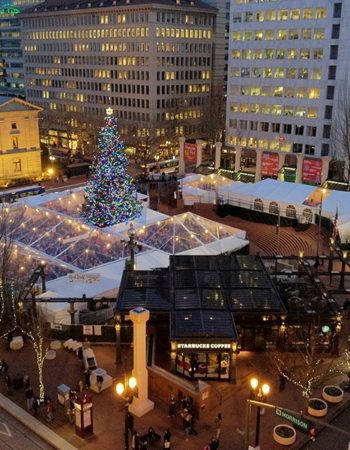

[300,404,350,450]
[0,407,55,450]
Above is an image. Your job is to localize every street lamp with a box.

[115,314,122,365]
[249,378,270,449]
[116,376,137,450]
[316,188,327,258]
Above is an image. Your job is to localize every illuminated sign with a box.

[302,158,322,184]
[261,152,279,177]
[177,343,231,350]
[184,143,197,163]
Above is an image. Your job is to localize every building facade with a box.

[21,0,216,155]
[0,96,42,184]
[226,1,349,167]
[0,1,42,97]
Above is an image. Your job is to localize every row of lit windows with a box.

[233,8,327,23]
[161,70,210,80]
[156,56,210,67]
[156,12,213,26]
[232,48,323,60]
[232,28,325,41]
[25,27,149,41]
[231,85,320,100]
[231,67,322,80]
[28,66,150,81]
[155,27,212,40]
[25,54,149,66]
[156,42,211,53]
[165,110,202,120]
[230,103,318,118]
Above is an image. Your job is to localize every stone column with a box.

[215,141,222,170]
[178,136,185,176]
[295,153,304,184]
[234,146,242,172]
[255,148,263,182]
[196,139,204,168]
[321,157,330,184]
[128,307,154,417]
[278,152,286,181]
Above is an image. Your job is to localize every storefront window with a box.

[176,352,231,380]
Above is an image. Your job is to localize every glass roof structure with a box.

[5,189,248,292]
[116,254,286,340]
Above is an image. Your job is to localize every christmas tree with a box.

[81,108,142,227]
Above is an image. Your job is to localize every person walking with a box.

[25,385,34,410]
[131,430,139,450]
[23,375,30,390]
[209,436,220,450]
[163,429,171,449]
[215,412,222,439]
[32,396,40,417]
[45,398,54,422]
[168,394,176,418]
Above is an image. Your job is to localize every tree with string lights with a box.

[81,108,142,228]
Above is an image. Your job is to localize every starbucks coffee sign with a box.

[177,343,231,350]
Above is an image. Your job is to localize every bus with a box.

[0,184,45,203]
[65,162,90,178]
[145,158,179,174]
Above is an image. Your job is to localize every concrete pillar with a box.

[128,307,154,417]
[235,146,242,172]
[215,141,222,170]
[278,152,286,181]
[255,148,263,182]
[178,136,185,176]
[321,157,330,184]
[196,139,204,168]
[296,153,304,184]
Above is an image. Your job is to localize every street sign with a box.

[275,407,313,433]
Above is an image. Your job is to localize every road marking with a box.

[0,422,12,437]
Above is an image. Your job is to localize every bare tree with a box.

[331,79,350,182]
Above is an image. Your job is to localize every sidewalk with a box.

[0,336,349,450]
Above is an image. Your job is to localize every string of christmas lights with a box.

[81,109,142,227]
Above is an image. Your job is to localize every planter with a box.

[308,398,328,417]
[322,385,344,403]
[273,424,296,446]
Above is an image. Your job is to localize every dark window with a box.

[330,45,338,59]
[328,66,337,80]
[293,143,303,153]
[325,105,333,119]
[260,122,269,132]
[323,125,331,138]
[11,122,17,129]
[305,145,315,155]
[307,126,317,137]
[326,86,335,100]
[321,143,329,156]
[333,3,342,18]
[271,123,280,133]
[283,124,292,134]
[331,24,340,39]
[295,125,304,136]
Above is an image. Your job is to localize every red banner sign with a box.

[184,143,197,163]
[302,158,322,184]
[261,152,279,177]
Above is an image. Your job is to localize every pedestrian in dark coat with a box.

[126,412,134,434]
[163,429,172,448]
[23,375,30,390]
[209,436,220,450]
[32,396,40,416]
[25,385,34,410]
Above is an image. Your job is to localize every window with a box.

[323,125,331,138]
[300,49,310,59]
[250,121,258,131]
[330,45,338,60]
[293,143,303,153]
[306,126,317,137]
[331,24,340,39]
[333,3,342,18]
[328,66,336,80]
[295,125,304,136]
[326,86,334,100]
[313,49,323,60]
[325,105,333,119]
[279,10,288,21]
[239,120,247,130]
[13,158,21,171]
[11,122,17,130]
[260,122,269,132]
[314,28,325,39]
[283,124,292,134]
[321,144,329,156]
[302,28,312,39]
[272,123,280,133]
[290,9,300,20]
[305,145,315,155]
[303,9,313,20]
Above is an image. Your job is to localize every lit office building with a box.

[0,1,42,97]
[21,0,216,152]
[226,1,348,182]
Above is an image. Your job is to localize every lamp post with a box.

[116,376,137,450]
[115,314,122,365]
[316,188,326,258]
[122,223,138,270]
[249,378,270,449]
[339,250,348,289]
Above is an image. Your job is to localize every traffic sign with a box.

[275,407,313,433]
